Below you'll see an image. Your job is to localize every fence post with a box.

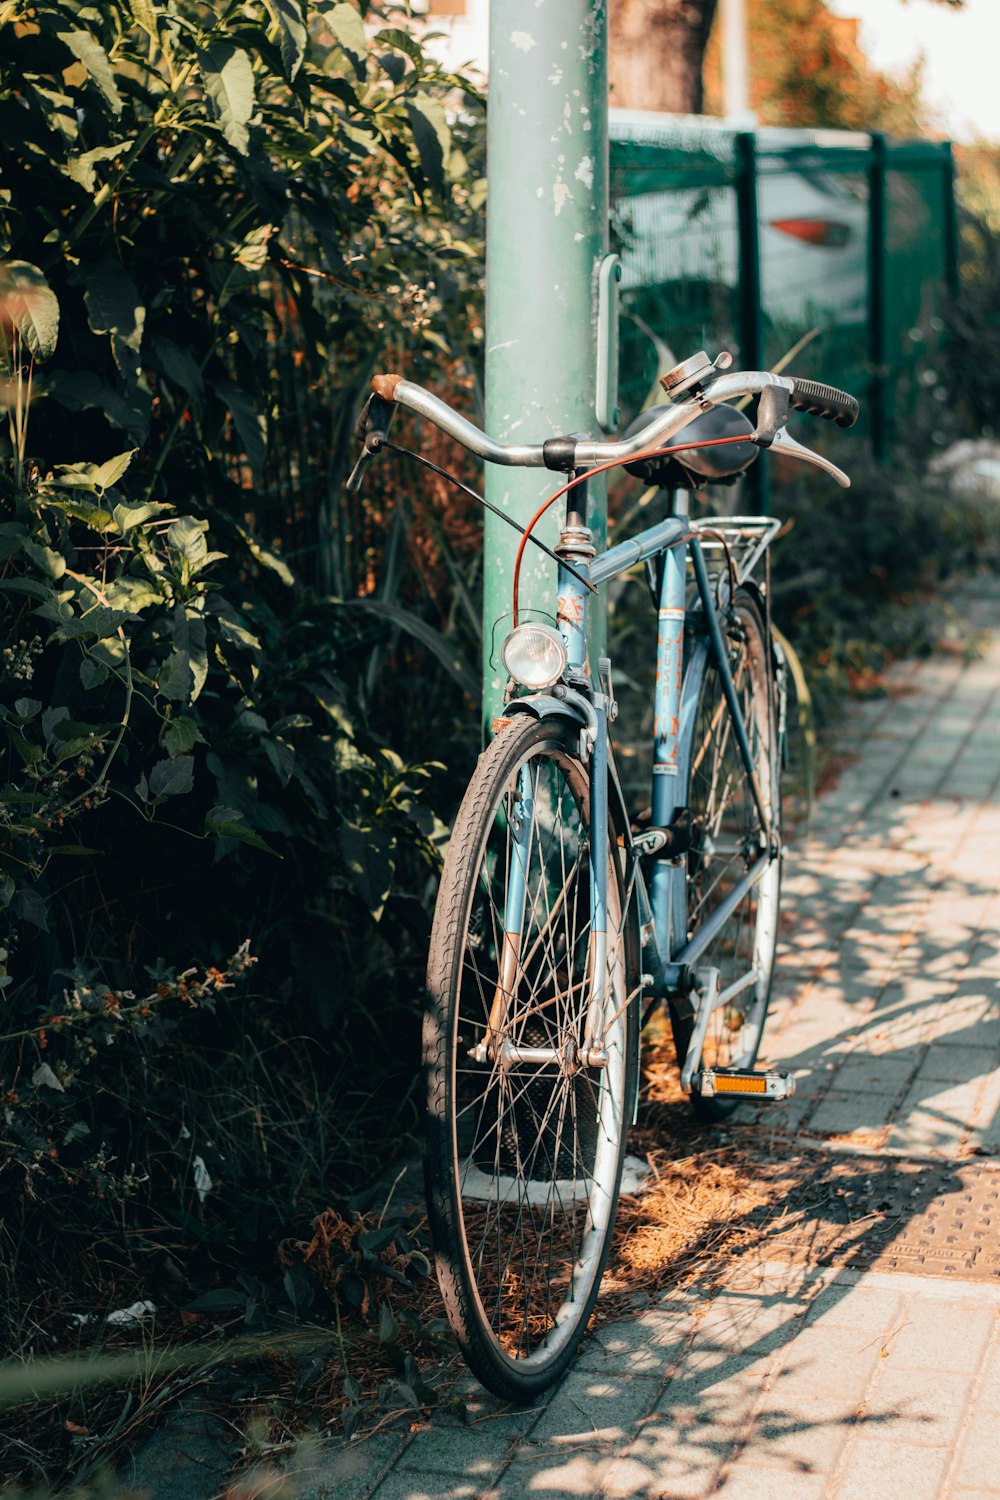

[868,131,890,462]
[481,1,609,733]
[943,141,961,299]
[735,130,768,512]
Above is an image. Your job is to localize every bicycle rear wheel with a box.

[671,588,781,1120]
[424,715,637,1401]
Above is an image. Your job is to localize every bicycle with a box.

[348,349,858,1401]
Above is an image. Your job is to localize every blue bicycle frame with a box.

[501,490,782,1035]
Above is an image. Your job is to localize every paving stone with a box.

[713,1465,827,1499]
[881,1299,994,1374]
[396,1408,536,1477]
[829,1052,917,1094]
[370,1473,479,1500]
[975,1341,1000,1413]
[889,1077,994,1155]
[956,1410,1000,1491]
[766,1322,882,1397]
[738,1393,856,1474]
[575,1304,695,1376]
[498,1453,610,1498]
[915,1043,996,1084]
[859,1367,974,1447]
[528,1371,661,1444]
[807,1090,897,1137]
[801,1281,905,1333]
[602,1439,727,1499]
[834,1436,950,1500]
[291,1436,409,1500]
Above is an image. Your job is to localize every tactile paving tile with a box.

[756,1154,1000,1281]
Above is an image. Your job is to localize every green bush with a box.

[0,0,483,1421]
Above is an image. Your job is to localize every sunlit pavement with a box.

[286,576,1000,1500]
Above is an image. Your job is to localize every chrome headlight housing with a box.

[501,623,568,690]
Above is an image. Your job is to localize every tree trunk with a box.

[609,0,719,114]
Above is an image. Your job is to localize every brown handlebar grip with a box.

[371,373,404,402]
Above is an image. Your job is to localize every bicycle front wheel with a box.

[672,588,781,1120]
[424,715,637,1401]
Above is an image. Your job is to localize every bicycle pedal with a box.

[696,1068,796,1100]
[632,807,693,860]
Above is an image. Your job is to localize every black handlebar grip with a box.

[787,378,860,429]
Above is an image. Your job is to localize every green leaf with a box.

[32,1061,64,1093]
[205,804,276,854]
[207,596,260,661]
[13,698,42,720]
[167,517,208,576]
[44,370,150,444]
[57,28,123,115]
[147,755,194,800]
[182,1289,246,1314]
[20,539,66,580]
[340,820,394,921]
[158,605,208,703]
[218,382,266,479]
[263,0,307,80]
[325,3,367,70]
[65,144,125,195]
[12,887,48,931]
[198,43,255,156]
[111,500,169,535]
[405,93,451,196]
[232,223,277,273]
[80,658,108,690]
[129,0,159,42]
[378,1302,400,1344]
[375,26,422,66]
[0,262,59,364]
[95,450,138,491]
[151,338,204,402]
[103,577,162,613]
[344,599,478,699]
[235,524,293,585]
[161,715,203,757]
[84,262,145,355]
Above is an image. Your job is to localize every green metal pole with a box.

[735,131,768,513]
[868,132,890,462]
[482,0,609,733]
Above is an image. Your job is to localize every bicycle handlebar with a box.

[359,363,859,476]
[786,377,859,428]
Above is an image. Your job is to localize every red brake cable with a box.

[511,432,754,624]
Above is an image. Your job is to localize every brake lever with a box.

[345,392,397,493]
[767,425,851,488]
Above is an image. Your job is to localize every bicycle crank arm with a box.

[696,1068,796,1100]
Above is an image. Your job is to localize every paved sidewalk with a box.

[286,579,1000,1500]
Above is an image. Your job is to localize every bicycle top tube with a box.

[369,367,790,471]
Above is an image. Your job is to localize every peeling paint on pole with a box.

[482,0,608,731]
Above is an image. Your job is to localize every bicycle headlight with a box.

[501,623,568,690]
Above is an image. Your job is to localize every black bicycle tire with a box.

[424,714,638,1401]
[669,588,781,1122]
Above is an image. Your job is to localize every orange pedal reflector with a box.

[697,1069,795,1100]
[712,1074,767,1094]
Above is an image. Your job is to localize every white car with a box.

[610,111,875,410]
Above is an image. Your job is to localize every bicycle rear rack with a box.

[691,515,783,586]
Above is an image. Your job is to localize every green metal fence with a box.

[609,112,959,478]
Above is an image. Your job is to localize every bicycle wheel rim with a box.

[426,720,631,1390]
[684,593,779,1073]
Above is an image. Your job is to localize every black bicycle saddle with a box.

[622,403,759,489]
